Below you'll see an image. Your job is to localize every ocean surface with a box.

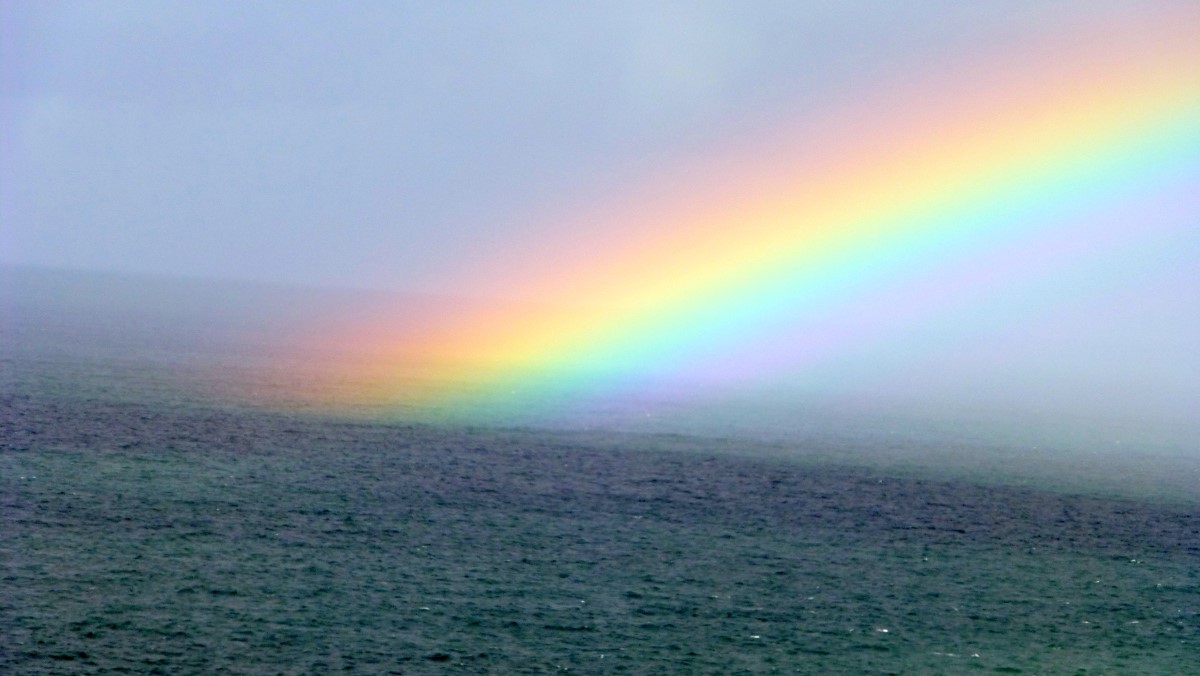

[2,269,1198,673]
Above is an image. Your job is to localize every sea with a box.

[2,267,1197,674]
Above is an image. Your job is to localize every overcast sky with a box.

[0,0,1143,293]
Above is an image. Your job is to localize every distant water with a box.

[3,267,1199,673]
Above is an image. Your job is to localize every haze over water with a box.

[5,265,1198,504]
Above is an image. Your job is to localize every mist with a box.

[6,265,1197,470]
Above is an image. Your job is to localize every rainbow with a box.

[291,13,1200,423]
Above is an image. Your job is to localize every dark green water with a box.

[3,387,1198,674]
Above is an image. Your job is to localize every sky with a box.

[3,1,1199,445]
[1,0,1169,292]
